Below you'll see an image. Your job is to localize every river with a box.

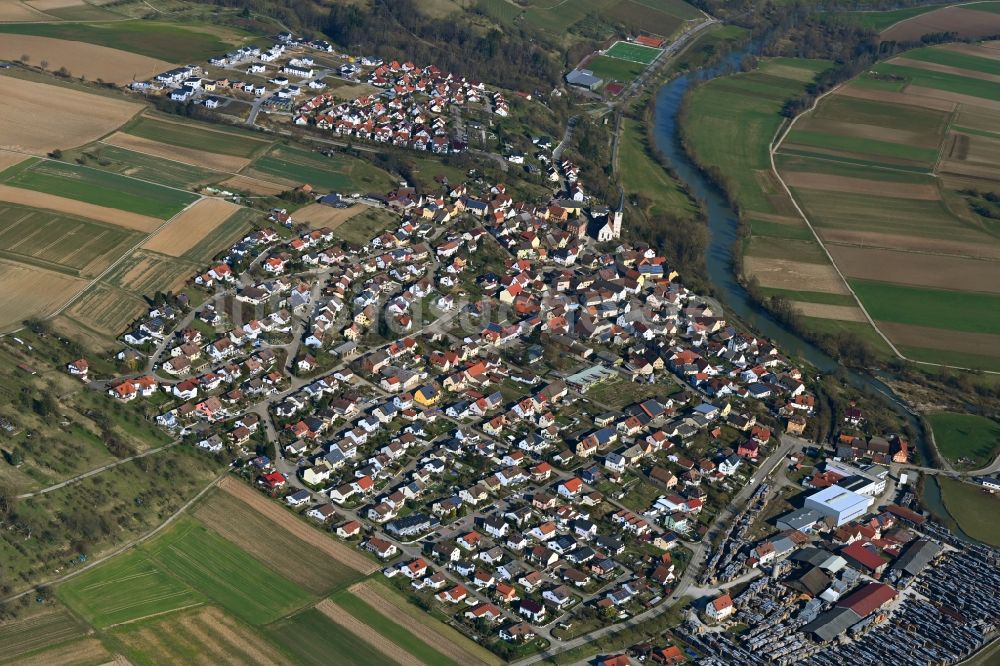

[648,47,936,465]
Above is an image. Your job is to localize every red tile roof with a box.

[837,582,897,617]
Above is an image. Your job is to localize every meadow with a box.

[618,118,699,221]
[0,203,143,277]
[249,145,395,193]
[182,206,258,263]
[144,517,312,625]
[124,115,272,159]
[937,476,1000,547]
[63,282,148,340]
[904,46,1000,77]
[332,207,400,246]
[873,62,1000,101]
[0,20,252,62]
[0,159,198,220]
[927,412,1000,468]
[58,549,205,628]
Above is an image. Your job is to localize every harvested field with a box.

[143,198,239,257]
[64,282,145,337]
[350,582,496,666]
[0,150,27,172]
[104,132,250,173]
[880,322,1000,357]
[24,0,86,10]
[782,172,939,199]
[0,608,89,663]
[837,85,956,112]
[193,489,362,594]
[818,228,1000,260]
[314,599,420,666]
[827,245,1000,294]
[881,6,1000,41]
[0,35,172,84]
[789,301,868,322]
[942,41,1000,61]
[0,77,140,154]
[894,56,1000,83]
[217,477,377,574]
[743,256,850,294]
[0,0,54,20]
[0,184,160,232]
[113,606,290,666]
[12,638,112,666]
[293,203,363,229]
[0,258,86,330]
[107,250,193,294]
[906,85,1000,111]
[217,174,287,195]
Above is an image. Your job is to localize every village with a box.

[68,65,998,665]
[130,31,516,157]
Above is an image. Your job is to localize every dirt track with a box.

[315,599,422,666]
[349,581,493,666]
[217,477,378,574]
[0,35,173,85]
[0,183,161,232]
[143,198,237,257]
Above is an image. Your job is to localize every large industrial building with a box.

[804,486,874,527]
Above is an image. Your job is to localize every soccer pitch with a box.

[605,40,662,64]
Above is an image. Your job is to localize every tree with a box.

[19,54,29,64]
[39,60,48,70]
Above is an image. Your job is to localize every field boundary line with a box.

[769,81,1000,375]
[315,598,424,666]
[0,470,228,605]
[103,601,205,629]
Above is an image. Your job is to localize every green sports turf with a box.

[605,41,662,64]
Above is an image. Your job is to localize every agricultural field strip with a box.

[97,138,246,178]
[768,82,905,359]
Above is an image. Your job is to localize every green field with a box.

[0,607,90,662]
[0,159,197,220]
[104,250,197,295]
[783,129,939,167]
[0,21,251,62]
[606,40,662,64]
[124,115,271,159]
[800,94,950,140]
[144,517,311,625]
[331,591,461,666]
[252,145,394,193]
[903,45,1000,77]
[775,152,936,183]
[937,476,1000,547]
[851,279,1000,334]
[835,6,941,31]
[267,608,395,666]
[619,118,699,220]
[898,345,1000,372]
[333,207,399,245]
[0,203,143,276]
[759,287,858,306]
[62,143,224,190]
[586,55,646,82]
[59,549,205,628]
[874,62,1000,101]
[681,58,830,216]
[927,412,1000,469]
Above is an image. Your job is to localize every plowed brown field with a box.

[0,35,173,84]
[143,198,235,257]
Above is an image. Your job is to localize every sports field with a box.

[927,412,1000,469]
[605,40,661,64]
[586,55,646,83]
[59,549,205,628]
[143,517,312,625]
[0,159,198,220]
